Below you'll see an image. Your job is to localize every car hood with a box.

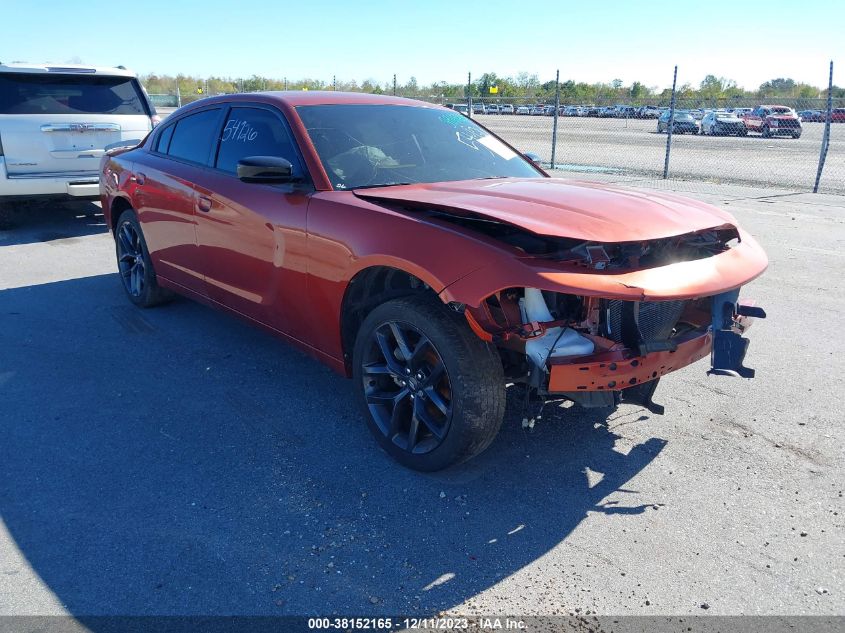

[354,178,737,242]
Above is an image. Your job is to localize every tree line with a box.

[140,71,845,105]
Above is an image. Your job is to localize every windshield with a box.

[0,73,149,115]
[296,104,541,190]
[715,113,735,120]
[672,112,694,121]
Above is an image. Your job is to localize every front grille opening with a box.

[602,299,687,352]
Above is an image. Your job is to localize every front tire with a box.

[115,209,172,308]
[352,295,506,471]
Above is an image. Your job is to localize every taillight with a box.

[150,114,162,128]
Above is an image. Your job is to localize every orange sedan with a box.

[100,92,767,470]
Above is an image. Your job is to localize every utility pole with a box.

[333,75,336,91]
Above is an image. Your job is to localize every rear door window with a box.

[166,109,222,165]
[215,106,304,177]
[156,124,175,153]
[0,73,149,115]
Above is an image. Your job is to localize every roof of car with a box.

[0,62,137,77]
[198,91,438,108]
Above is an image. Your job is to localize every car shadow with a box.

[0,200,106,246]
[0,274,666,617]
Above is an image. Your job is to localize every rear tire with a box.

[115,209,173,308]
[762,125,771,138]
[352,295,506,471]
[0,202,15,230]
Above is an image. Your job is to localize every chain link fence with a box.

[462,95,844,194]
[147,62,843,194]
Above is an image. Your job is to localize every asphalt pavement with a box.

[0,181,843,620]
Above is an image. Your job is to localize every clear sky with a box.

[1,0,841,90]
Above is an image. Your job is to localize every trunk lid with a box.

[1,114,150,175]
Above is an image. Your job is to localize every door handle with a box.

[131,172,146,185]
[197,196,212,212]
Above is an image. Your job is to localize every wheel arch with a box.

[339,264,446,375]
[109,195,134,235]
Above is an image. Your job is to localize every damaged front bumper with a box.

[547,329,712,393]
[545,292,765,411]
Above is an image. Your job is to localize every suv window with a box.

[167,109,221,165]
[216,107,302,176]
[0,73,149,115]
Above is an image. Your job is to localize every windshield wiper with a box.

[351,182,414,190]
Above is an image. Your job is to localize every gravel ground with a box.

[0,181,843,622]
[476,114,845,194]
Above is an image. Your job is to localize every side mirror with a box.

[237,156,294,183]
[524,152,542,165]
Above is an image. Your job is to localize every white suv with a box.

[0,62,158,206]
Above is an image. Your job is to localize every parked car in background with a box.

[563,106,580,116]
[797,110,822,122]
[499,104,514,115]
[100,91,767,471]
[486,104,500,115]
[657,110,700,134]
[530,105,545,115]
[0,62,158,209]
[616,106,637,118]
[472,103,486,115]
[701,111,747,136]
[453,104,469,116]
[516,105,530,115]
[637,105,661,119]
[832,108,845,122]
[742,105,802,138]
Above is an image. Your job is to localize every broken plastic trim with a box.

[709,290,767,378]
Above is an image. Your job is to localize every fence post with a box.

[663,65,678,179]
[467,72,472,119]
[551,69,560,170]
[333,75,337,91]
[814,60,834,193]
[175,78,181,107]
[393,74,397,96]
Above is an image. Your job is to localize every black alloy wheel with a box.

[361,320,452,455]
[114,209,171,308]
[117,219,146,298]
[352,295,506,471]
